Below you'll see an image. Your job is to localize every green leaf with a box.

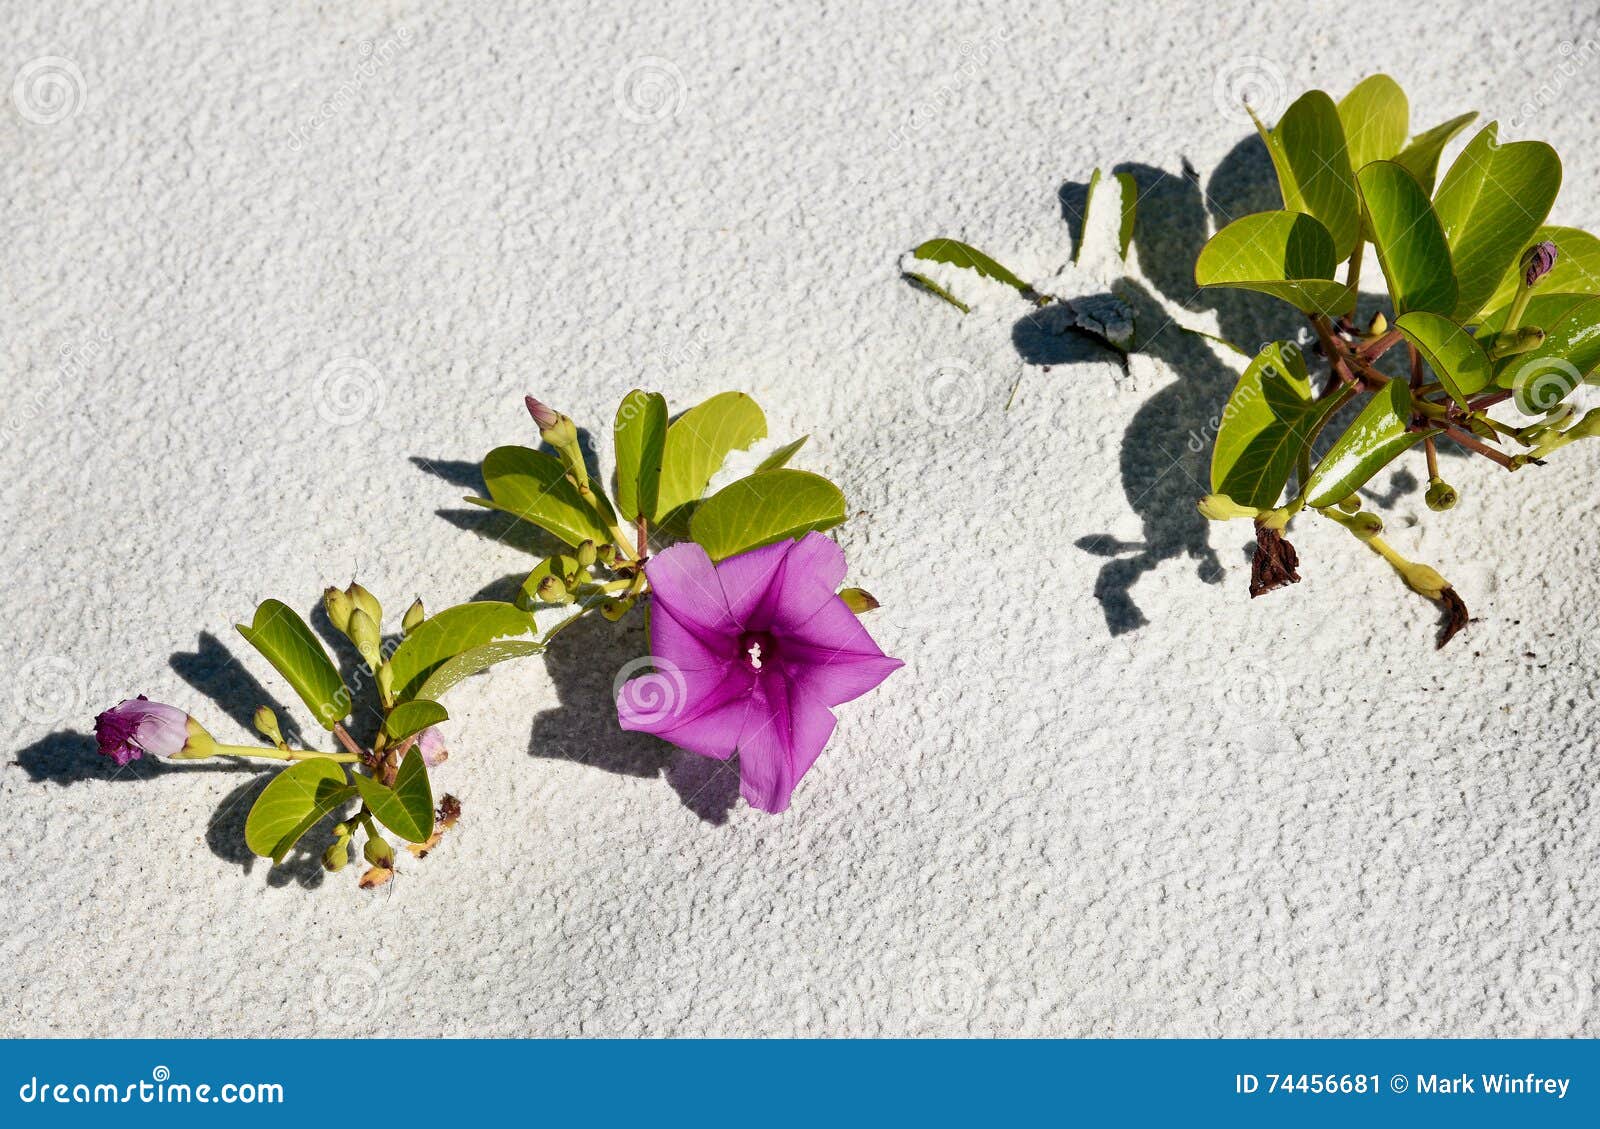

[1304,380,1433,509]
[1338,75,1409,173]
[415,639,546,701]
[614,390,667,525]
[688,469,847,561]
[910,239,1032,295]
[1432,123,1561,320]
[472,446,614,548]
[1075,168,1138,263]
[353,748,434,844]
[653,392,768,520]
[903,271,971,313]
[235,600,348,731]
[1493,295,1600,411]
[1477,226,1600,319]
[1393,111,1477,193]
[387,602,538,702]
[755,436,809,473]
[1258,90,1361,259]
[383,699,447,742]
[1209,342,1337,509]
[1394,311,1492,410]
[245,758,355,863]
[1356,161,1457,316]
[1194,211,1351,314]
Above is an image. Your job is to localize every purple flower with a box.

[616,532,902,813]
[1522,240,1558,288]
[93,696,191,766]
[415,725,449,768]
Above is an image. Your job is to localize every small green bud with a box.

[595,544,617,567]
[1488,326,1545,360]
[332,822,351,839]
[1196,493,1260,521]
[1364,311,1388,338]
[323,839,351,872]
[348,608,382,671]
[537,575,569,604]
[401,597,425,635]
[1347,511,1383,540]
[346,582,382,627]
[601,596,637,622]
[323,586,354,634]
[1335,494,1362,514]
[1399,561,1450,600]
[1567,408,1600,441]
[576,540,597,570]
[838,587,881,614]
[1425,477,1459,511]
[252,706,286,748]
[377,661,395,706]
[363,835,394,868]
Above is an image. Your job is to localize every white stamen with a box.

[747,641,763,670]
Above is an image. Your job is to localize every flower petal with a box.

[734,676,837,813]
[714,538,792,623]
[643,541,739,639]
[753,532,850,632]
[785,646,905,707]
[648,601,735,673]
[618,662,755,762]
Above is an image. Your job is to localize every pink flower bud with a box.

[1522,240,1558,288]
[93,696,190,765]
[524,395,560,430]
[415,725,449,768]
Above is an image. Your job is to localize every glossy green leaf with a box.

[1493,295,1600,411]
[688,469,847,561]
[1209,342,1337,509]
[1076,168,1138,263]
[1356,161,1456,315]
[1338,75,1409,173]
[1195,211,1351,314]
[354,748,434,844]
[1433,123,1561,320]
[415,639,546,701]
[653,392,767,520]
[245,758,354,863]
[755,436,809,473]
[387,602,538,702]
[1392,111,1477,193]
[383,699,447,742]
[1258,90,1361,258]
[614,390,667,525]
[235,600,348,731]
[910,239,1032,295]
[471,446,613,548]
[1478,226,1600,319]
[1304,380,1432,509]
[1395,311,1492,409]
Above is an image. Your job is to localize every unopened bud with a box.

[253,706,285,748]
[345,582,382,627]
[1347,511,1383,540]
[1196,493,1260,521]
[1489,326,1545,360]
[1521,240,1558,288]
[1335,494,1362,514]
[1365,311,1388,338]
[401,597,425,636]
[838,587,881,614]
[524,395,560,430]
[1425,477,1459,511]
[601,596,636,622]
[576,540,597,570]
[363,835,394,868]
[322,839,351,872]
[348,608,382,671]
[537,575,569,603]
[323,586,354,634]
[595,544,617,567]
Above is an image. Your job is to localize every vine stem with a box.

[211,744,361,764]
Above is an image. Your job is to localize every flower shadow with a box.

[524,608,741,825]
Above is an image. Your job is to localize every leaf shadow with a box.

[526,612,740,825]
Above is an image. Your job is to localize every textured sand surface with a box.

[2,1,1597,1036]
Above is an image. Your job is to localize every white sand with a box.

[2,1,1596,1036]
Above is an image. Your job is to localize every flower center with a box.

[740,631,778,673]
